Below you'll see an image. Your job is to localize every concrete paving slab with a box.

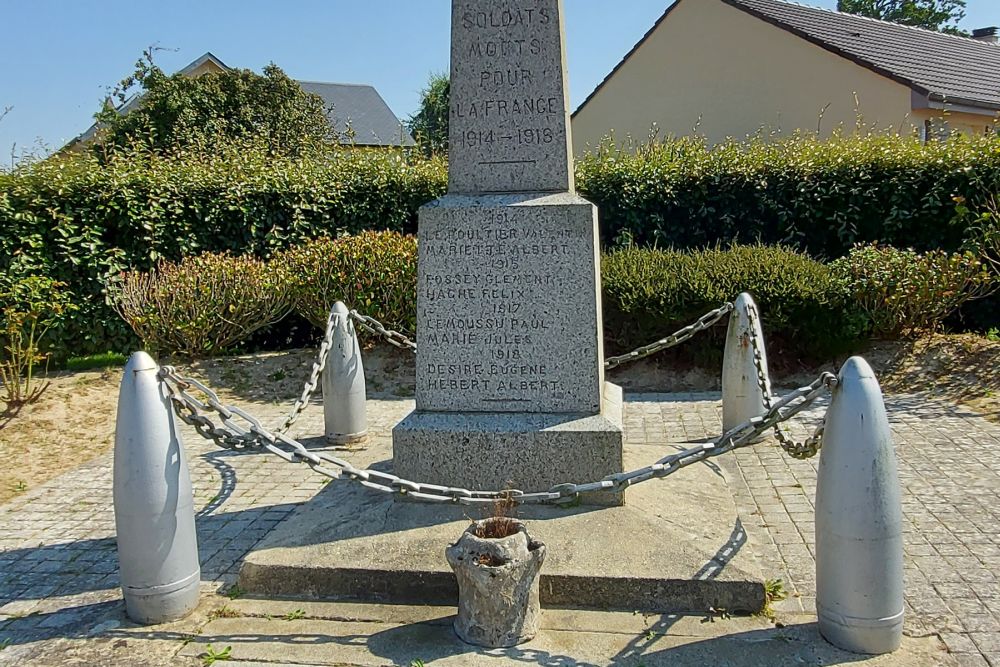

[177,604,954,666]
[239,437,766,614]
[224,598,769,637]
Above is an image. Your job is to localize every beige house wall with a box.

[572,0,922,154]
[186,60,226,78]
[910,107,999,137]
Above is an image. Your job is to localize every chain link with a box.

[604,302,734,370]
[159,364,834,505]
[274,308,341,435]
[348,311,417,351]
[745,301,831,459]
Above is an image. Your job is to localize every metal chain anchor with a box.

[745,301,831,459]
[159,364,835,506]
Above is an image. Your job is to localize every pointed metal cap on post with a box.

[322,302,368,444]
[114,351,201,624]
[816,356,903,654]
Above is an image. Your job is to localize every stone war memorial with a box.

[392,0,625,505]
[101,0,917,662]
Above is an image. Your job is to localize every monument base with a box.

[393,383,625,506]
[238,402,766,614]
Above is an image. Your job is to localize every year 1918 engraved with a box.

[457,128,554,148]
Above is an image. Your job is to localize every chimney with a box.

[972,27,999,43]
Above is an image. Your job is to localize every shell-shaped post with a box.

[113,351,201,624]
[816,356,903,654]
[322,301,368,444]
[722,292,770,434]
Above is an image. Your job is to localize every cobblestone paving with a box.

[722,393,1000,667]
[0,387,997,665]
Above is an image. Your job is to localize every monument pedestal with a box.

[393,192,624,506]
[394,383,624,506]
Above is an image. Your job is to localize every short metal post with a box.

[113,351,201,624]
[817,356,903,654]
[322,301,368,444]
[722,292,769,434]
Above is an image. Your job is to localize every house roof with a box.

[177,51,229,76]
[298,81,415,147]
[575,0,1000,116]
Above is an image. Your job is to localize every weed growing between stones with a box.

[200,644,232,666]
[474,491,519,540]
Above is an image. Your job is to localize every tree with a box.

[837,0,967,34]
[408,73,450,157]
[94,49,333,156]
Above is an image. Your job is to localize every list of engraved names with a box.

[417,207,595,408]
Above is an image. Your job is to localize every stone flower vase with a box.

[445,517,547,648]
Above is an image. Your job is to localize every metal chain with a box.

[348,311,417,351]
[274,308,340,435]
[345,303,735,372]
[745,302,829,459]
[604,302,735,370]
[159,365,835,505]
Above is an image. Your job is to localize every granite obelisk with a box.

[393,0,624,505]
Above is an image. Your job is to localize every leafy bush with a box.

[408,73,450,157]
[602,244,868,359]
[109,252,292,356]
[950,196,1000,331]
[0,274,77,407]
[0,142,446,358]
[280,232,418,334]
[831,244,994,338]
[577,132,1000,256]
[92,51,334,157]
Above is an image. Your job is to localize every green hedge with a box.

[603,244,867,359]
[280,232,418,333]
[577,133,1000,256]
[111,239,867,360]
[5,132,1000,356]
[0,144,446,358]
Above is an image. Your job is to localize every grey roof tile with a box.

[297,81,415,147]
[722,0,1000,110]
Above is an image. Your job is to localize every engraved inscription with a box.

[416,202,601,413]
[448,0,572,193]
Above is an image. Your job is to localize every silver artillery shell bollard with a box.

[722,292,770,434]
[113,351,201,624]
[322,301,368,444]
[817,356,903,654]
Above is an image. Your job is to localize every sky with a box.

[0,0,997,159]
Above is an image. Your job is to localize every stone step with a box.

[176,599,953,666]
[237,436,766,613]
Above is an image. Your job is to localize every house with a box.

[571,0,1000,152]
[68,52,415,150]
